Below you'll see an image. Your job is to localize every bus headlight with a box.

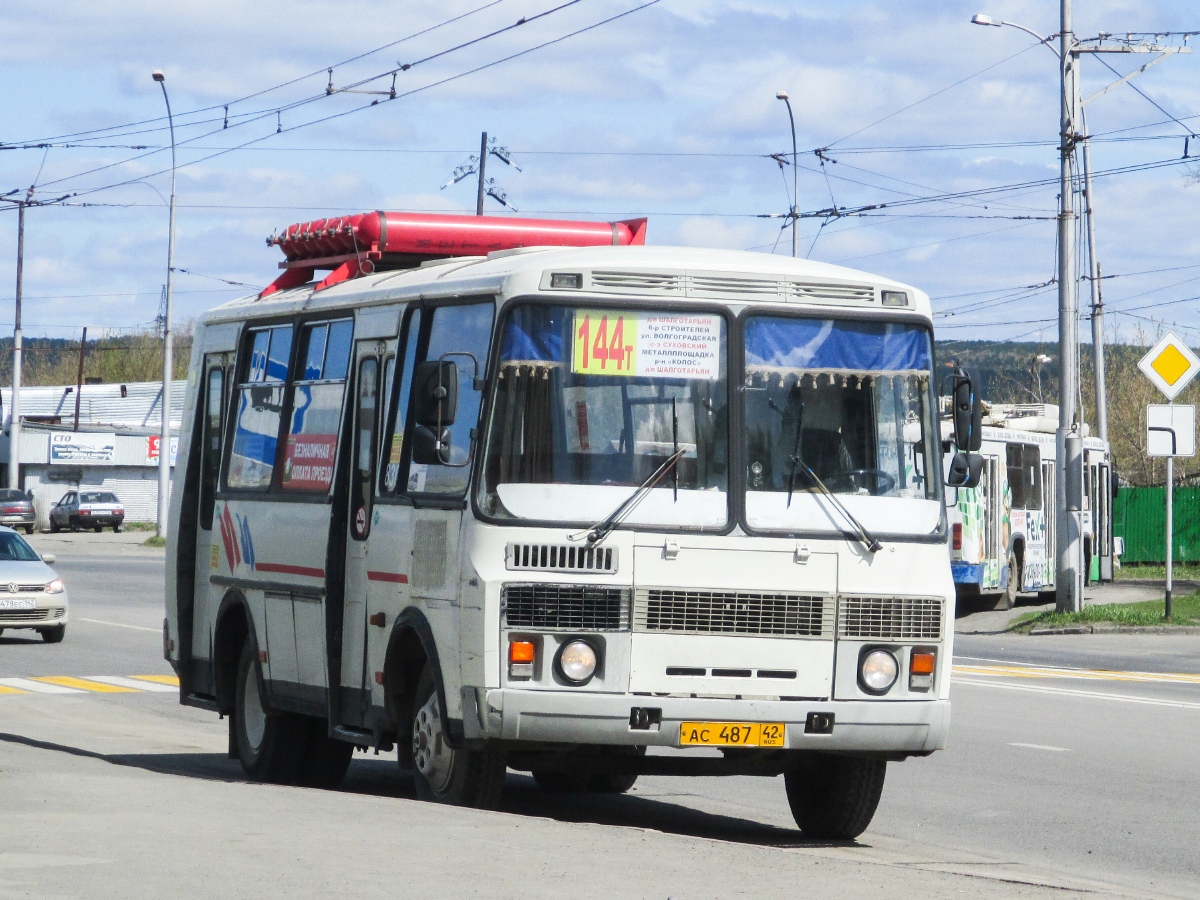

[859,648,898,695]
[555,639,598,685]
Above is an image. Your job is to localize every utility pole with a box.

[9,199,25,491]
[475,131,488,216]
[73,328,87,433]
[153,70,176,540]
[1055,0,1086,613]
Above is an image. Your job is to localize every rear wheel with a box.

[994,552,1020,611]
[784,754,886,841]
[41,625,66,644]
[113,523,122,533]
[23,525,33,535]
[69,516,79,533]
[298,720,355,788]
[233,640,309,783]
[93,525,102,533]
[410,663,505,808]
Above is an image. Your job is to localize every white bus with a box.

[945,404,1115,609]
[165,211,972,839]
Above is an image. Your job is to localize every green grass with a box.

[1012,592,1200,630]
[121,521,158,532]
[142,535,166,548]
[1115,563,1200,581]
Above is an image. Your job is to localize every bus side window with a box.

[382,309,422,495]
[279,319,353,493]
[351,356,379,539]
[406,302,494,496]
[227,325,293,490]
[200,365,224,528]
[1023,445,1042,510]
[1006,444,1025,508]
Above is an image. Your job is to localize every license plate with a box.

[0,597,36,610]
[679,721,786,748]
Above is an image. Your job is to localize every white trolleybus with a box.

[945,403,1116,609]
[165,210,983,839]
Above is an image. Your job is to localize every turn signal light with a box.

[909,650,936,691]
[951,523,962,551]
[509,640,536,679]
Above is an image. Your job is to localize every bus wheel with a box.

[995,553,1020,611]
[410,664,505,809]
[784,754,886,841]
[233,640,308,784]
[298,720,354,789]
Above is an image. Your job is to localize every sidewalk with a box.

[25,528,165,558]
[955,578,1194,635]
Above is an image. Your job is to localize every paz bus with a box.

[945,403,1116,609]
[165,210,980,839]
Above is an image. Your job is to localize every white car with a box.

[0,527,68,642]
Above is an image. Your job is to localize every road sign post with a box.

[1140,334,1200,620]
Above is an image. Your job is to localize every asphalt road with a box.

[1,542,1197,899]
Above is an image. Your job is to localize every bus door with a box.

[1099,461,1113,581]
[193,352,232,673]
[362,300,495,717]
[339,338,390,726]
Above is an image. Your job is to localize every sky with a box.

[1,0,1198,348]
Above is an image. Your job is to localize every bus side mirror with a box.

[946,452,983,489]
[413,360,458,427]
[412,425,452,466]
[951,368,983,452]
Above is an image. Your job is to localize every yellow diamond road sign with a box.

[1139,333,1200,400]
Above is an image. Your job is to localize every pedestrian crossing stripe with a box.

[0,675,179,696]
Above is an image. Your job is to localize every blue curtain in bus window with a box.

[265,326,293,382]
[228,384,284,489]
[500,305,566,363]
[745,318,930,373]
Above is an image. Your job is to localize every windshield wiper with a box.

[573,447,687,547]
[769,397,881,554]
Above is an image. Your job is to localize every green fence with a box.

[1113,485,1200,564]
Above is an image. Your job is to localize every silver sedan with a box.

[0,528,68,643]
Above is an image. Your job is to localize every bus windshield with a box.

[742,315,940,534]
[479,303,729,529]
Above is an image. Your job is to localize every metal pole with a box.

[1081,118,1108,441]
[1056,0,1084,613]
[777,94,799,257]
[73,327,86,432]
[9,202,23,491]
[476,131,488,216]
[1166,454,1173,619]
[155,72,176,539]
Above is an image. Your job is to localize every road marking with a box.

[954,661,1200,685]
[0,684,29,694]
[78,618,160,633]
[130,674,179,686]
[33,676,137,693]
[1008,742,1071,752]
[955,677,1200,710]
[0,677,82,694]
[86,675,176,692]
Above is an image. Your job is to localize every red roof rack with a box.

[260,211,647,298]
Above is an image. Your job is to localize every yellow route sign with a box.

[1138,332,1200,400]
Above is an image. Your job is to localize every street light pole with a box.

[8,200,25,491]
[153,70,176,540]
[776,92,799,257]
[1080,108,1107,441]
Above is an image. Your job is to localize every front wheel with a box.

[784,754,886,841]
[41,625,66,644]
[233,640,309,783]
[48,517,59,534]
[994,552,1019,611]
[410,664,505,808]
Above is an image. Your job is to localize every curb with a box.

[1029,623,1200,635]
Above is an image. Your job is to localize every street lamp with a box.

[1031,353,1053,403]
[152,69,175,540]
[776,91,799,257]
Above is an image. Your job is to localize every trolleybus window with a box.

[480,302,729,528]
[741,316,937,530]
[200,365,224,526]
[1006,443,1042,509]
[227,324,293,490]
[280,320,353,493]
[406,302,494,496]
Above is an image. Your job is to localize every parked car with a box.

[49,490,125,533]
[0,489,35,534]
[0,527,67,642]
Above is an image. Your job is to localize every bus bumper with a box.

[468,689,950,755]
[951,562,984,586]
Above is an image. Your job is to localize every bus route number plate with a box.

[679,721,785,748]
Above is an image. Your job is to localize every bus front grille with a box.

[837,596,943,641]
[502,584,630,631]
[635,589,833,638]
[506,543,617,574]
